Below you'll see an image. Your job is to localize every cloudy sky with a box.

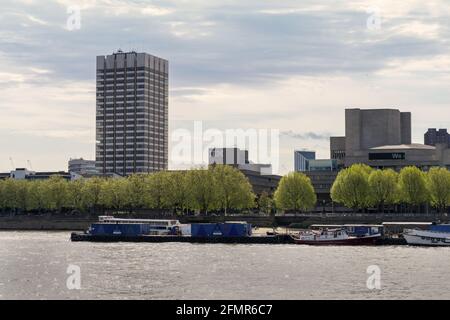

[1,0,449,174]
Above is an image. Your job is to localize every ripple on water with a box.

[0,231,450,299]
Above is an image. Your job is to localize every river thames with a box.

[0,231,449,300]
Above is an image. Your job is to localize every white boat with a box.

[291,228,381,246]
[403,226,450,246]
[96,216,182,235]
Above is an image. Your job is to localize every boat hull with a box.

[291,235,380,246]
[403,230,450,247]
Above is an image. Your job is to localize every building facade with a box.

[68,158,97,175]
[209,147,272,175]
[95,51,169,176]
[344,108,412,166]
[308,159,338,171]
[294,150,316,172]
[425,128,450,148]
[209,147,249,165]
[0,168,71,181]
[304,171,338,206]
[330,136,346,168]
[238,169,281,196]
[311,108,450,208]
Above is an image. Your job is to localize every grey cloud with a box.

[281,130,331,141]
[1,0,449,92]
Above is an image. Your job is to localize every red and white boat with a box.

[291,228,381,246]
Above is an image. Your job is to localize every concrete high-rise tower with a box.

[95,51,168,175]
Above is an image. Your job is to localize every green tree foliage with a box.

[0,180,5,211]
[0,165,448,215]
[15,180,30,212]
[0,168,256,215]
[27,180,47,211]
[145,171,167,210]
[125,174,147,210]
[212,165,255,214]
[160,171,189,214]
[81,177,104,211]
[44,176,69,212]
[0,179,18,210]
[99,178,128,210]
[274,172,317,212]
[398,166,429,208]
[331,164,373,211]
[258,191,273,215]
[185,168,219,214]
[427,167,450,213]
[368,169,399,211]
[67,179,85,211]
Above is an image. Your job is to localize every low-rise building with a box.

[304,171,338,206]
[0,168,71,181]
[308,159,338,172]
[239,169,281,196]
[68,158,98,175]
[208,147,278,194]
[209,147,273,175]
[294,150,316,172]
[209,147,248,165]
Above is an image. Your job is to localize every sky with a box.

[0,0,449,174]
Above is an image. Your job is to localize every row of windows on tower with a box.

[97,66,167,73]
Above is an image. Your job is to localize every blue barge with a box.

[72,216,263,242]
[70,216,407,245]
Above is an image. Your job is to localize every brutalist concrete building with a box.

[331,108,450,170]
[95,51,168,175]
[303,107,450,208]
[425,128,450,148]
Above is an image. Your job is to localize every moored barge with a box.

[291,228,381,246]
[70,216,407,245]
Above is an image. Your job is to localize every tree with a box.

[427,167,450,214]
[0,180,5,212]
[145,171,167,210]
[368,169,398,212]
[0,179,18,212]
[15,180,30,213]
[45,176,69,212]
[160,171,190,214]
[27,180,47,212]
[81,177,104,212]
[274,172,316,212]
[99,178,128,210]
[398,166,429,212]
[258,191,273,215]
[186,168,219,215]
[212,165,255,215]
[67,180,85,212]
[125,174,147,212]
[331,164,373,212]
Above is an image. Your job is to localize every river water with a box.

[0,231,449,300]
